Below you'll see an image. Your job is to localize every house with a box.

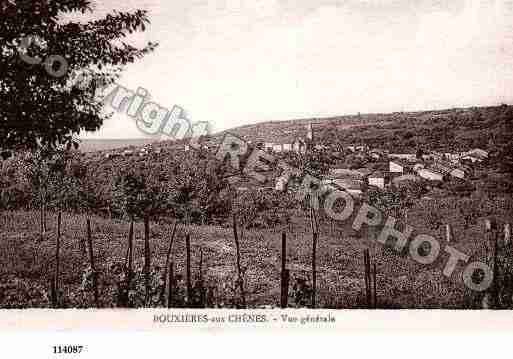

[417,168,444,181]
[184,144,190,152]
[469,148,489,159]
[272,144,283,153]
[332,178,363,189]
[369,149,385,160]
[450,168,466,180]
[105,153,121,159]
[326,178,363,198]
[461,149,488,163]
[413,163,425,172]
[368,171,385,189]
[264,142,274,151]
[292,138,307,154]
[461,155,481,163]
[275,175,289,191]
[122,150,134,157]
[329,168,367,180]
[431,161,467,180]
[282,143,292,152]
[389,153,417,162]
[444,152,461,164]
[392,174,423,186]
[389,161,404,173]
[347,144,368,152]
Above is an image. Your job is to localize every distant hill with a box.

[78,138,158,153]
[216,104,512,154]
[80,104,512,157]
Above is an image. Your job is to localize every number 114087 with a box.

[53,345,84,354]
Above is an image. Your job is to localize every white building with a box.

[450,168,466,179]
[460,148,488,163]
[272,144,283,152]
[306,123,314,141]
[413,163,425,172]
[392,174,422,186]
[389,161,404,173]
[275,175,289,191]
[292,138,307,154]
[389,153,417,162]
[417,168,443,181]
[368,172,385,189]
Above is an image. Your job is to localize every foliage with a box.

[232,189,297,229]
[0,0,157,150]
[282,147,334,179]
[291,276,313,308]
[0,276,49,308]
[443,179,475,197]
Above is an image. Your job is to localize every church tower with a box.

[306,122,313,142]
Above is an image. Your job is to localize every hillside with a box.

[76,104,512,159]
[216,104,513,154]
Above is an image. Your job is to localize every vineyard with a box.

[1,191,511,309]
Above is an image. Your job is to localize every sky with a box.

[80,0,513,138]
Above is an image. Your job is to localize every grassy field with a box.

[2,194,510,309]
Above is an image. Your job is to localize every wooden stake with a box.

[87,218,100,308]
[445,224,452,243]
[161,221,178,304]
[166,261,174,308]
[504,223,511,246]
[373,262,377,309]
[232,215,246,308]
[39,189,46,240]
[199,247,205,307]
[144,216,151,306]
[122,219,134,307]
[363,248,371,308]
[491,229,499,308]
[52,212,62,308]
[485,218,497,264]
[280,232,288,308]
[185,233,192,306]
[311,231,318,308]
[127,219,134,279]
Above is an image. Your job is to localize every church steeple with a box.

[306,122,313,142]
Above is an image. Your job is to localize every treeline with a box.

[317,104,513,164]
[0,146,299,228]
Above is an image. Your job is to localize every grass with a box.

[1,194,511,309]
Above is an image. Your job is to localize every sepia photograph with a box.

[1,0,513,324]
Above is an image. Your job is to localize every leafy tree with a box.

[22,146,69,235]
[232,189,296,229]
[112,163,171,221]
[0,0,157,150]
[283,148,334,179]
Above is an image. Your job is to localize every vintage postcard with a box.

[1,0,513,345]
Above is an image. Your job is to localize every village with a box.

[194,123,491,200]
